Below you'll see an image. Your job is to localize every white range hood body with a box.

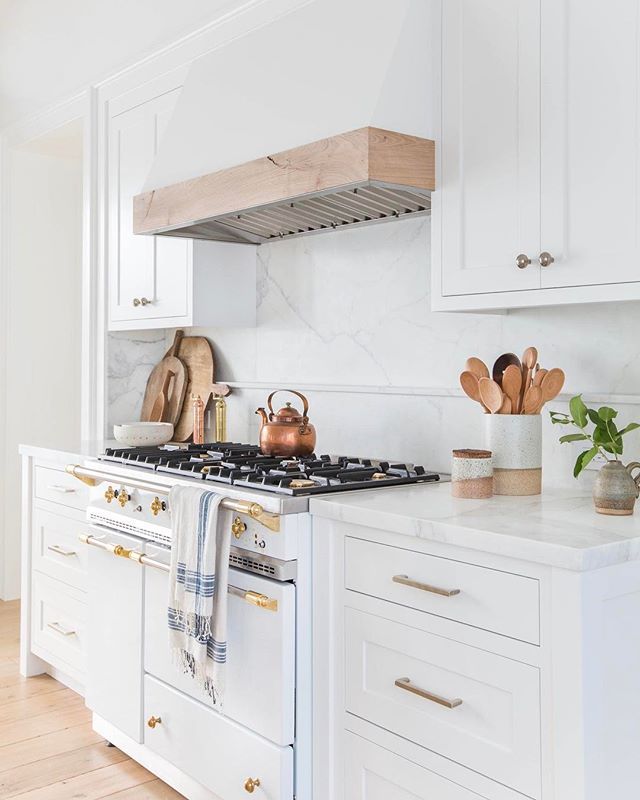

[143,0,432,193]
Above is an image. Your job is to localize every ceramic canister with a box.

[485,414,542,496]
[451,449,493,498]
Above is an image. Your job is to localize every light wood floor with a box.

[0,600,184,799]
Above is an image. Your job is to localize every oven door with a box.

[143,543,296,747]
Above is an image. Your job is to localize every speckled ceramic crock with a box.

[593,461,640,515]
[485,415,542,496]
[451,449,493,498]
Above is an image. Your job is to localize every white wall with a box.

[3,131,83,598]
[107,214,640,490]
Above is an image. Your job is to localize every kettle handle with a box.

[267,389,310,421]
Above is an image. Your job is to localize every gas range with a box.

[99,442,440,497]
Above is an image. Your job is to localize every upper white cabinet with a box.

[433,0,640,311]
[106,73,255,331]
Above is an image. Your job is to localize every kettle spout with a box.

[255,407,268,428]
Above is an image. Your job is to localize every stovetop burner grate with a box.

[99,443,440,496]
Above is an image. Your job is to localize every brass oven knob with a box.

[244,777,261,793]
[538,251,555,267]
[150,496,165,516]
[516,253,532,269]
[117,488,130,508]
[147,716,162,729]
[232,516,247,539]
[104,486,115,503]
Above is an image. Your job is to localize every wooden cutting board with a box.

[163,335,230,442]
[140,331,188,427]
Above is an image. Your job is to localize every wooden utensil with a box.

[523,385,543,414]
[465,357,490,381]
[519,346,539,413]
[502,364,523,414]
[533,368,548,388]
[140,330,188,428]
[478,377,504,414]
[149,370,174,423]
[492,353,521,387]
[498,394,512,414]
[538,368,565,412]
[460,371,488,412]
[165,335,231,441]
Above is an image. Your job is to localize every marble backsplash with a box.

[107,215,640,487]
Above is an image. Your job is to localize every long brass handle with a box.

[48,544,77,557]
[80,535,279,611]
[392,574,460,597]
[395,677,462,709]
[47,621,76,637]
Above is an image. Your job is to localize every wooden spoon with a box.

[465,357,490,381]
[502,364,523,414]
[519,346,539,412]
[533,368,548,388]
[460,371,488,411]
[492,353,521,387]
[523,385,543,415]
[149,371,174,422]
[537,368,565,412]
[478,377,504,414]
[498,394,512,414]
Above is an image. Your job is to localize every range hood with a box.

[133,127,434,243]
[134,0,434,244]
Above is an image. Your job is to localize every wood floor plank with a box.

[0,703,90,747]
[0,674,60,706]
[10,759,155,800]
[0,742,129,798]
[0,686,82,724]
[104,779,186,799]
[0,722,102,771]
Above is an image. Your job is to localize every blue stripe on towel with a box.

[175,563,216,597]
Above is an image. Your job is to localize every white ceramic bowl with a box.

[113,422,174,447]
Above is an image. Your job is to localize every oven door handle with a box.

[80,534,278,612]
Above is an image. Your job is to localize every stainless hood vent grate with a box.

[134,127,435,244]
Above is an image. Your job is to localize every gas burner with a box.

[98,443,440,495]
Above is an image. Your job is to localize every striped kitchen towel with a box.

[168,485,231,706]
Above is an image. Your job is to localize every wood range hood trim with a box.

[133,127,435,244]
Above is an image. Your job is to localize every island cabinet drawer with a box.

[31,573,87,677]
[345,536,540,644]
[344,732,486,800]
[34,465,89,511]
[144,675,294,800]
[345,608,541,800]
[32,509,88,590]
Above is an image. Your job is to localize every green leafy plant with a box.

[550,396,640,477]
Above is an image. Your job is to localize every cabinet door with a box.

[438,0,541,296]
[541,0,640,288]
[108,89,191,327]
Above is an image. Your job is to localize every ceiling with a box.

[0,0,246,130]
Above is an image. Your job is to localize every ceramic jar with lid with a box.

[451,449,493,498]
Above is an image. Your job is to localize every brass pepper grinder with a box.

[214,394,227,442]
[192,394,205,444]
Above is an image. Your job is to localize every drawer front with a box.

[34,465,89,511]
[344,732,484,800]
[345,608,541,799]
[31,573,87,676]
[345,537,540,644]
[32,508,88,590]
[144,675,293,800]
[144,555,295,746]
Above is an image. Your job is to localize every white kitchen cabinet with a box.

[107,75,255,331]
[433,0,640,310]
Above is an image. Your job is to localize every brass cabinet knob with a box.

[232,516,247,539]
[133,298,140,307]
[244,778,261,793]
[150,496,165,516]
[147,716,162,729]
[140,297,152,306]
[104,485,115,503]
[516,253,532,269]
[538,251,555,267]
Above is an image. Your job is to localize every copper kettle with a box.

[255,390,316,457]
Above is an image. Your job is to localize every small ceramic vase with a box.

[593,461,640,516]
[485,415,542,495]
[451,449,493,498]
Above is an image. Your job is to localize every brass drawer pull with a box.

[46,484,76,494]
[392,574,460,597]
[147,715,162,729]
[47,544,77,557]
[395,677,462,709]
[47,621,76,637]
[244,777,261,793]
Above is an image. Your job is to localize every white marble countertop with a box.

[309,482,640,571]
